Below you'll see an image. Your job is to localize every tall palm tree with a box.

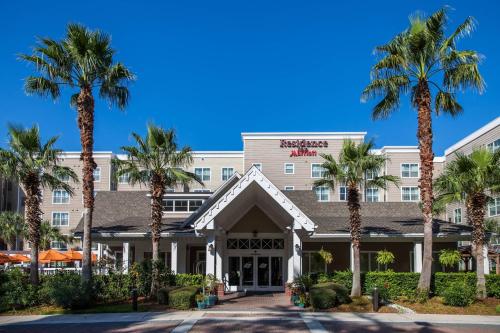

[39,220,75,251]
[114,124,201,296]
[361,8,484,295]
[20,24,135,284]
[314,140,399,296]
[0,125,77,285]
[0,212,25,250]
[434,148,500,299]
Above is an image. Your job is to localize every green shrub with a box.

[157,286,178,305]
[433,272,476,296]
[365,272,419,300]
[93,273,133,303]
[442,281,475,307]
[0,269,38,310]
[175,274,204,287]
[331,271,353,291]
[168,286,199,310]
[312,282,351,304]
[486,274,500,298]
[40,272,90,309]
[310,287,336,309]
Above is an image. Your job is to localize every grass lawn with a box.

[329,296,397,313]
[397,297,500,315]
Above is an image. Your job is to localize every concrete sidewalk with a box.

[0,311,499,326]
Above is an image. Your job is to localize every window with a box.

[401,163,419,178]
[489,197,500,217]
[314,186,330,202]
[454,208,462,224]
[50,241,67,250]
[226,238,284,250]
[57,174,70,182]
[194,168,211,181]
[118,173,129,184]
[193,189,211,193]
[366,169,378,180]
[302,251,327,274]
[487,138,500,152]
[52,189,70,204]
[311,163,326,178]
[163,199,205,212]
[360,251,392,272]
[284,186,294,191]
[284,163,294,174]
[366,188,379,202]
[252,163,262,171]
[221,167,234,181]
[93,167,101,182]
[52,212,69,227]
[339,184,347,201]
[401,186,419,201]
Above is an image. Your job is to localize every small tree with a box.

[318,247,333,265]
[376,250,395,270]
[439,249,461,272]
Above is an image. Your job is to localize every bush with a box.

[157,286,178,305]
[93,273,133,303]
[442,281,475,307]
[175,274,204,287]
[331,271,353,291]
[433,272,476,296]
[0,269,38,310]
[40,272,90,309]
[365,272,419,300]
[312,282,351,304]
[310,287,336,309]
[486,275,500,298]
[168,286,199,310]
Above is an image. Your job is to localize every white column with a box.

[171,241,178,274]
[97,243,103,260]
[206,233,216,276]
[177,241,186,273]
[122,242,130,273]
[215,236,224,281]
[292,231,302,279]
[350,242,355,272]
[483,245,490,275]
[414,242,423,273]
[287,232,294,283]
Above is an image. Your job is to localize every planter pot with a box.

[197,301,206,310]
[208,295,218,306]
[291,295,299,305]
[298,303,305,308]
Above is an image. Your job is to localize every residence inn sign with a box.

[280,139,329,157]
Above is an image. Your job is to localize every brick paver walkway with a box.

[210,292,304,312]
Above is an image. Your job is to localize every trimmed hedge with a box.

[434,273,500,298]
[310,288,336,309]
[312,282,351,304]
[365,272,420,300]
[175,274,204,287]
[486,274,500,298]
[93,273,134,303]
[168,286,199,310]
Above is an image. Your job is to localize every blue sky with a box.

[0,1,498,155]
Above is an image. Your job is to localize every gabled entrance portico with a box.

[192,167,316,292]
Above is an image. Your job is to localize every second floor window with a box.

[51,240,67,250]
[339,185,347,201]
[401,163,419,178]
[284,186,294,191]
[52,212,69,227]
[366,188,379,202]
[195,168,211,181]
[163,199,204,212]
[311,163,326,178]
[284,163,294,174]
[57,174,70,182]
[221,167,234,181]
[487,138,500,153]
[93,167,101,182]
[52,189,69,204]
[401,186,419,201]
[118,173,130,184]
[365,169,378,180]
[314,186,329,202]
[489,197,500,217]
[454,208,462,224]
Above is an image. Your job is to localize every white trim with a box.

[434,156,445,163]
[284,163,295,175]
[381,146,419,153]
[51,189,70,204]
[310,163,323,178]
[58,151,113,159]
[241,132,367,140]
[401,186,420,202]
[284,186,295,191]
[445,117,500,155]
[194,167,211,182]
[193,166,315,232]
[51,211,70,227]
[252,163,262,171]
[93,167,101,182]
[193,151,244,158]
[400,162,419,178]
[221,167,235,181]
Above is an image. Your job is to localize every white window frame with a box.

[163,199,205,213]
[302,251,328,274]
[51,240,67,250]
[193,189,211,193]
[454,208,462,224]
[366,187,379,202]
[365,169,378,180]
[52,189,70,204]
[51,212,69,227]
[401,163,419,178]
[489,197,500,217]
[314,186,330,202]
[252,163,262,171]
[118,173,130,184]
[221,167,234,181]
[93,167,101,182]
[57,174,70,182]
[339,185,347,201]
[284,186,294,191]
[194,167,211,182]
[284,163,295,175]
[401,186,420,202]
[487,138,500,153]
[311,163,325,178]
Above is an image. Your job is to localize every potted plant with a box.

[298,293,308,308]
[204,274,219,306]
[196,293,206,310]
[288,282,300,305]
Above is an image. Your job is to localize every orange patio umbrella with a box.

[0,253,11,264]
[9,254,30,263]
[39,249,70,263]
[64,249,98,262]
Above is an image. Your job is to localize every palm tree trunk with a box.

[348,185,362,297]
[150,175,165,297]
[24,176,41,286]
[470,192,487,299]
[77,86,96,286]
[415,79,434,295]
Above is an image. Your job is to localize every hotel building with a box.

[26,117,500,292]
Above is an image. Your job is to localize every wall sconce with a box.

[252,230,258,238]
[208,244,214,253]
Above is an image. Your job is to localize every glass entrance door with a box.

[242,257,254,287]
[257,257,269,287]
[227,255,284,291]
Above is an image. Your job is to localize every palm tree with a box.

[434,148,500,299]
[114,124,201,296]
[361,8,484,295]
[20,24,135,284]
[314,140,399,296]
[0,125,77,285]
[0,212,25,250]
[39,220,74,251]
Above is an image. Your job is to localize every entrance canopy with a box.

[192,166,316,233]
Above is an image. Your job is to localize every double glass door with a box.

[228,255,283,291]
